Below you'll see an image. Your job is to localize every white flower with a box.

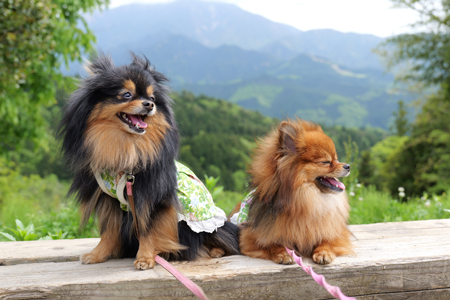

[398,187,405,192]
[444,209,450,213]
[421,196,427,201]
[358,197,363,201]
[349,192,355,196]
[399,192,405,198]
[356,183,362,188]
[424,200,431,208]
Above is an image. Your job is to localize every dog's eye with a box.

[150,96,155,101]
[322,161,331,165]
[123,92,132,99]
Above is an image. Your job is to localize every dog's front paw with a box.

[272,251,294,265]
[312,250,336,265]
[80,252,108,264]
[210,248,226,258]
[134,257,156,270]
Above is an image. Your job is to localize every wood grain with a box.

[0,219,449,299]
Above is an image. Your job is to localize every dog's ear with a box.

[278,121,298,154]
[84,55,114,76]
[130,52,150,69]
[130,53,169,84]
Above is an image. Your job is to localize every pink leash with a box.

[285,248,356,300]
[155,255,209,300]
[126,181,209,300]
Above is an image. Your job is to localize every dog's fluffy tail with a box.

[172,221,240,261]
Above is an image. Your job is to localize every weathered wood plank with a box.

[0,238,100,265]
[358,288,450,300]
[1,256,449,299]
[0,219,449,299]
[349,219,450,239]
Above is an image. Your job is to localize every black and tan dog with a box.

[59,54,239,270]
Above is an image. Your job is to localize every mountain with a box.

[67,0,411,129]
[85,0,384,71]
[86,0,299,51]
[179,54,401,128]
[260,29,383,70]
[108,34,278,84]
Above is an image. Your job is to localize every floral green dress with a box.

[94,162,227,233]
[229,190,253,225]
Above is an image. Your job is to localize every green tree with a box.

[390,100,410,136]
[0,0,108,155]
[369,135,410,193]
[358,150,375,186]
[390,93,450,195]
[380,0,450,88]
[376,0,450,196]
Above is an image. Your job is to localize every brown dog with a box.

[231,119,353,265]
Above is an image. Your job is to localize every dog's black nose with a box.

[142,101,155,111]
[343,164,350,170]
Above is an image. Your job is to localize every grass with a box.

[0,160,97,241]
[349,185,450,224]
[215,190,246,216]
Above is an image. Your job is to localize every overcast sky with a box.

[109,0,420,37]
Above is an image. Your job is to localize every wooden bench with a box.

[1,219,449,299]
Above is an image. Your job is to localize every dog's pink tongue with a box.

[128,114,148,128]
[327,177,346,190]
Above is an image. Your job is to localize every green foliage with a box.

[0,158,69,226]
[323,94,367,128]
[36,203,98,239]
[0,218,72,241]
[388,92,450,196]
[358,150,376,186]
[204,175,224,200]
[229,84,284,108]
[374,1,450,197]
[380,0,450,87]
[322,125,388,159]
[349,186,450,224]
[364,135,410,192]
[0,219,39,241]
[390,100,410,136]
[174,91,275,190]
[0,157,97,240]
[341,136,360,190]
[214,190,246,216]
[7,76,77,180]
[0,0,108,155]
[44,231,69,240]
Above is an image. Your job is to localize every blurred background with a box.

[1,0,449,241]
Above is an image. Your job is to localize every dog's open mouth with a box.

[317,176,345,192]
[117,112,148,133]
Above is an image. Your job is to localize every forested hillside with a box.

[173,91,386,190]
[9,84,386,191]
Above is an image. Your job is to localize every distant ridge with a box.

[86,0,299,51]
[66,0,410,129]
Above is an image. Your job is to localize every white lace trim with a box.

[229,212,239,225]
[177,208,227,233]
